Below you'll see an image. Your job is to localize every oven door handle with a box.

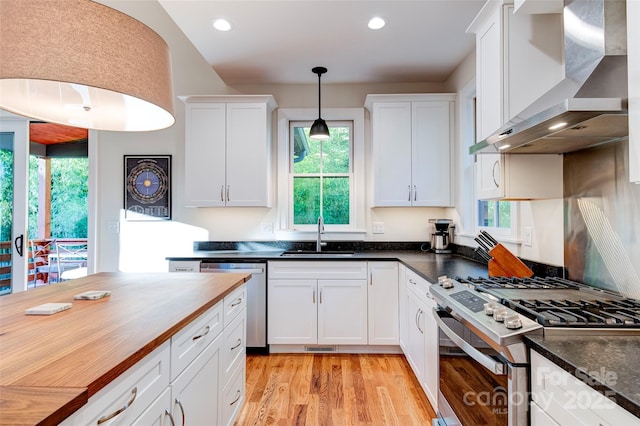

[433,309,506,375]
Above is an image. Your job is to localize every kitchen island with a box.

[0,272,249,425]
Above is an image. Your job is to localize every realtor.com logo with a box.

[462,366,620,414]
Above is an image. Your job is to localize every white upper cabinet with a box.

[182,95,277,207]
[366,94,455,207]
[629,0,640,184]
[468,1,563,141]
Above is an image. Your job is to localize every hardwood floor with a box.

[235,353,436,425]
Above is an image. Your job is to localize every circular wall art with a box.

[124,155,171,219]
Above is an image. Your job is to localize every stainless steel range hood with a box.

[471,0,628,155]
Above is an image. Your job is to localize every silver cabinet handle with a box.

[414,185,417,201]
[174,398,185,426]
[220,185,225,202]
[319,289,323,304]
[192,325,210,341]
[313,289,316,304]
[165,409,176,426]
[492,159,500,188]
[97,387,137,424]
[370,272,373,286]
[226,185,230,202]
[408,185,411,201]
[231,338,242,350]
[416,309,424,334]
[230,390,242,406]
[230,298,243,307]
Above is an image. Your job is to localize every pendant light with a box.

[309,66,330,140]
[0,0,175,132]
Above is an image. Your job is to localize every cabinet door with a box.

[412,101,453,206]
[171,335,222,426]
[476,6,504,141]
[368,262,399,345]
[268,279,317,344]
[405,290,426,383]
[398,264,408,351]
[185,104,226,207]
[476,153,503,200]
[371,102,413,206]
[317,279,368,345]
[422,293,438,410]
[225,103,270,206]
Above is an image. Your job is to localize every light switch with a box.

[373,222,385,234]
[523,226,532,247]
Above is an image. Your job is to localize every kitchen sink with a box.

[280,250,356,257]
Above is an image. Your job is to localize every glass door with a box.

[0,116,30,294]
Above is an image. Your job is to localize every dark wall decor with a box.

[124,155,171,220]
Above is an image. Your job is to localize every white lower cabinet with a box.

[398,264,408,352]
[402,268,438,410]
[368,262,399,345]
[61,284,247,426]
[267,261,370,347]
[530,350,639,426]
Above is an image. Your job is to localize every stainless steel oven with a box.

[431,277,542,426]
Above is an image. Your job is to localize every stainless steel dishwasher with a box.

[200,262,267,353]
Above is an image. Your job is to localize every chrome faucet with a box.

[316,216,327,252]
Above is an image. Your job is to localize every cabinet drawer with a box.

[168,260,200,272]
[223,284,246,328]
[61,341,170,426]
[171,302,223,380]
[131,388,171,426]
[269,261,368,279]
[405,269,430,301]
[221,359,246,426]
[531,351,638,425]
[222,311,246,386]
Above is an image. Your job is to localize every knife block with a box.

[488,243,534,278]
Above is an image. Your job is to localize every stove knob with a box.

[441,279,454,289]
[505,314,523,329]
[483,302,497,316]
[493,308,509,322]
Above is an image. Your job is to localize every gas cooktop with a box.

[456,276,640,330]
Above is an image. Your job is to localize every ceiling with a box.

[30,123,87,145]
[157,0,485,85]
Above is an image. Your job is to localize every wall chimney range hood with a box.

[471,0,628,155]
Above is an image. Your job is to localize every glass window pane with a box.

[292,127,321,174]
[497,201,510,228]
[322,127,350,174]
[322,177,349,224]
[293,177,320,225]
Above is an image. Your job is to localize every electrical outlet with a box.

[261,222,273,233]
[373,222,385,234]
[523,226,533,247]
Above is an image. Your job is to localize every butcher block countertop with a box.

[0,272,249,425]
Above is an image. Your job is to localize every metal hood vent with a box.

[472,0,628,155]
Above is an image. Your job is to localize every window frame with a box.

[276,108,365,238]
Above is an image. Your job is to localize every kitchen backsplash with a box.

[564,139,640,299]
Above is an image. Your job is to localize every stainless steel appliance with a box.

[200,262,268,353]
[431,277,542,426]
[429,219,454,254]
[431,276,640,426]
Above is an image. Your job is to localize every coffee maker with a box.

[428,219,454,253]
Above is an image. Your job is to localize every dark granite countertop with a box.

[166,247,489,283]
[525,334,640,418]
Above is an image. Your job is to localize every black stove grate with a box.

[455,276,583,290]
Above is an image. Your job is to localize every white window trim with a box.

[276,108,366,240]
[476,199,520,244]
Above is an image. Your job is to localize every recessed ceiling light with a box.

[368,17,386,30]
[498,144,511,150]
[212,18,232,32]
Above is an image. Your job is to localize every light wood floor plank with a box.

[236,353,436,425]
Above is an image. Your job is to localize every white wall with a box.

[95,0,563,273]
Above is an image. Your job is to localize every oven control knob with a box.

[493,308,509,322]
[438,276,454,289]
[505,314,523,329]
[483,302,497,316]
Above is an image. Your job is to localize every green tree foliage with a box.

[0,148,14,241]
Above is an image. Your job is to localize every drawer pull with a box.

[230,390,242,406]
[230,298,243,307]
[174,398,185,426]
[192,325,210,341]
[165,408,176,426]
[231,338,242,350]
[97,387,137,424]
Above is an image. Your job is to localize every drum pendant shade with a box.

[0,0,175,131]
